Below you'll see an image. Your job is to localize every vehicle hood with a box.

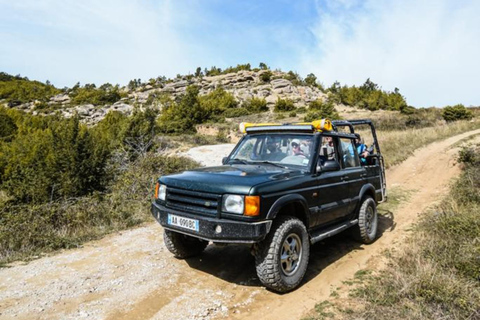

[160,165,305,194]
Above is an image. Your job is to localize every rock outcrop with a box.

[6,70,326,125]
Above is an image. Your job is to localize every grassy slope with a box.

[304,142,480,320]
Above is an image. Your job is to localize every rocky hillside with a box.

[6,70,326,125]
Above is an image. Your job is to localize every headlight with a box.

[222,195,244,214]
[158,184,167,201]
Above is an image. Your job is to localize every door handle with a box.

[341,175,350,180]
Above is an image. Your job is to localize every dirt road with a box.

[1,129,479,320]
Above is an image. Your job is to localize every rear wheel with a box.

[163,230,208,258]
[352,197,378,244]
[253,216,310,292]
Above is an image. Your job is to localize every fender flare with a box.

[355,183,376,211]
[266,194,310,227]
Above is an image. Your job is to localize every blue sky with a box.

[1,0,479,107]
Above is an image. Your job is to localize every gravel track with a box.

[1,130,479,320]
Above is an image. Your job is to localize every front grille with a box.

[166,187,221,216]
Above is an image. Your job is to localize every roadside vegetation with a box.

[0,107,199,264]
[305,143,480,320]
[0,66,478,265]
[376,120,479,167]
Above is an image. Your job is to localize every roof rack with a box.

[239,119,333,133]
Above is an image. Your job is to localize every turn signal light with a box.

[154,182,159,199]
[244,196,260,216]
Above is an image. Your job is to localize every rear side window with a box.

[339,138,360,168]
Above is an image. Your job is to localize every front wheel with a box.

[163,230,208,258]
[253,216,310,293]
[352,197,378,244]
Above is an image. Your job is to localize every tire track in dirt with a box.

[0,129,479,320]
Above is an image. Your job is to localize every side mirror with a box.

[222,157,228,165]
[317,159,340,173]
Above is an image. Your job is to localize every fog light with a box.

[215,225,222,234]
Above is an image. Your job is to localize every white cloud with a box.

[301,0,480,107]
[0,0,201,87]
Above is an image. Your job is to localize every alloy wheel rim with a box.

[281,233,302,276]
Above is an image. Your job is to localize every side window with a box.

[320,136,337,161]
[339,138,360,168]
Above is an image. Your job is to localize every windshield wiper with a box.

[250,161,288,169]
[228,158,248,165]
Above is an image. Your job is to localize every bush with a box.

[199,87,238,116]
[0,107,17,141]
[305,99,340,120]
[442,104,473,122]
[260,71,273,82]
[0,73,60,104]
[0,154,200,263]
[223,107,250,118]
[70,83,123,106]
[296,106,307,114]
[274,98,295,113]
[157,86,204,134]
[243,97,268,113]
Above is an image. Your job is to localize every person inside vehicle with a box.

[355,134,370,164]
[291,139,305,157]
[321,136,335,160]
[300,139,313,157]
[265,137,285,161]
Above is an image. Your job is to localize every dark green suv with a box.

[151,119,386,292]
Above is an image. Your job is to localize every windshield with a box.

[228,134,315,169]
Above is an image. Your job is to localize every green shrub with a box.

[0,154,200,263]
[296,106,307,114]
[223,107,250,118]
[442,104,474,122]
[260,71,273,82]
[121,107,159,157]
[305,73,317,87]
[0,107,17,141]
[333,79,408,112]
[70,83,123,106]
[199,87,238,116]
[0,115,110,203]
[305,99,340,120]
[157,86,204,133]
[0,75,60,105]
[289,111,297,117]
[243,97,268,113]
[283,71,304,86]
[274,98,295,113]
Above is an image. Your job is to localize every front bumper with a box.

[151,202,272,244]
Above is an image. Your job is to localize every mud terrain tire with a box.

[163,230,208,258]
[253,216,310,293]
[353,196,378,244]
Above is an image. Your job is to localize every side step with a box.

[310,219,358,245]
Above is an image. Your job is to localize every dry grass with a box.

[375,120,480,167]
[305,144,480,320]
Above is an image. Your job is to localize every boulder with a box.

[270,79,292,89]
[51,94,71,103]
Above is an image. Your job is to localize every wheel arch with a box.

[359,183,376,203]
[266,194,310,228]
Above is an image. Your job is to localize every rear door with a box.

[337,136,366,218]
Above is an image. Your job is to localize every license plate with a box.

[167,214,199,232]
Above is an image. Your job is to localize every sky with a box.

[1,0,479,108]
